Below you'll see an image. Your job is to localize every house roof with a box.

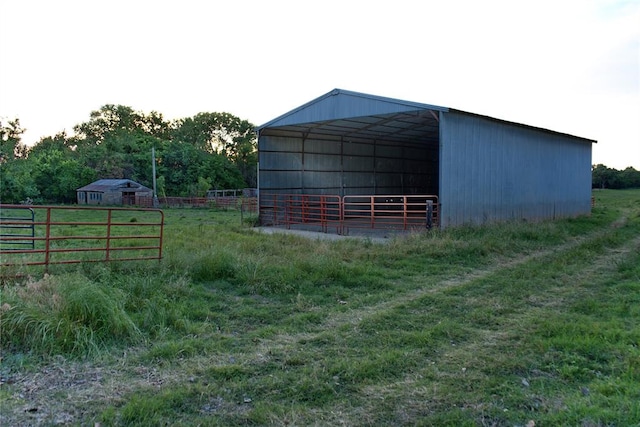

[76,179,152,193]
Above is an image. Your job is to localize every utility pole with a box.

[152,147,159,208]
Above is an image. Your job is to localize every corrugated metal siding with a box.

[439,111,592,227]
[259,134,438,196]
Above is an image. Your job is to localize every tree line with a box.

[0,105,257,204]
[592,164,640,189]
[1,108,639,205]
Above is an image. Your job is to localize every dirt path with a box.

[273,216,635,340]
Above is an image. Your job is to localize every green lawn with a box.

[1,189,639,426]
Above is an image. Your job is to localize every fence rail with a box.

[138,196,258,210]
[259,193,439,235]
[0,206,35,251]
[342,195,439,232]
[0,205,164,273]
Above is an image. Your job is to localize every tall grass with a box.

[1,273,140,356]
[1,190,638,426]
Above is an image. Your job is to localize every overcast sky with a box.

[1,0,638,169]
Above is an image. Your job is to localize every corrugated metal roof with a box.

[258,89,447,129]
[257,88,596,145]
[449,109,597,145]
[257,89,446,144]
[77,179,151,192]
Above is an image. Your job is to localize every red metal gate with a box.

[0,205,164,273]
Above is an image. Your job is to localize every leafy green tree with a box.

[3,106,256,203]
[172,112,257,186]
[72,105,172,183]
[592,164,614,189]
[592,164,640,189]
[127,135,167,186]
[29,137,97,203]
[158,140,195,196]
[0,119,36,203]
[0,159,40,203]
[0,118,28,163]
[196,176,212,197]
[619,167,640,189]
[73,105,171,145]
[28,131,74,155]
[156,175,166,199]
[158,140,244,197]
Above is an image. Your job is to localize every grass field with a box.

[1,189,639,426]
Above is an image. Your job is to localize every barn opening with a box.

[256,89,443,234]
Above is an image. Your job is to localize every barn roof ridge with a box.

[328,88,448,113]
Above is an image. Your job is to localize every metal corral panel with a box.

[439,111,593,227]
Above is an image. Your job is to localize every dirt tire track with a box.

[289,215,634,339]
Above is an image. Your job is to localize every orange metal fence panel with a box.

[284,194,342,233]
[259,193,438,234]
[342,195,439,232]
[259,194,343,233]
[0,205,164,273]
